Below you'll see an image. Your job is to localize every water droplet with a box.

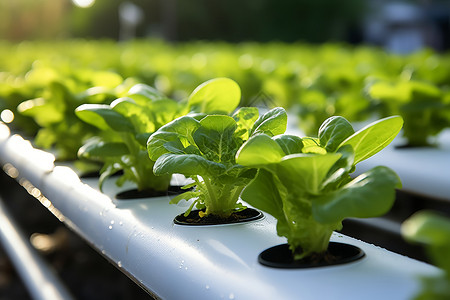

[99,211,103,216]
[117,261,122,268]
[119,221,123,226]
[110,220,115,225]
[179,260,185,269]
[205,285,210,290]
[101,250,106,255]
[229,293,235,299]
[108,225,113,230]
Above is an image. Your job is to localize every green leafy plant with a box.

[147,101,287,218]
[236,115,403,260]
[2,40,450,148]
[367,79,450,147]
[76,82,185,192]
[16,70,125,160]
[76,77,241,193]
[402,211,450,300]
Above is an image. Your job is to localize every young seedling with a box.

[236,115,403,260]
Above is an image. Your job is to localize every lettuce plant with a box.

[147,105,287,218]
[76,77,241,193]
[76,83,186,192]
[367,79,450,147]
[17,70,125,160]
[236,115,403,260]
[402,211,450,300]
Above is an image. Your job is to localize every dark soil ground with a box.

[0,170,153,300]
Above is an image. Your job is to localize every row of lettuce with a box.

[3,74,450,298]
[0,40,449,298]
[1,39,450,160]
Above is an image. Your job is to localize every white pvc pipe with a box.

[0,124,442,299]
[0,197,73,300]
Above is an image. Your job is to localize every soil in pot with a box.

[258,242,365,269]
[174,208,263,226]
[115,185,186,200]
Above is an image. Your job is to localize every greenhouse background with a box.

[0,0,450,299]
[2,0,449,50]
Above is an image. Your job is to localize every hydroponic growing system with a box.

[0,40,449,300]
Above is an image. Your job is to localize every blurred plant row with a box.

[1,39,450,162]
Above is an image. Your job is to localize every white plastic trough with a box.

[0,122,442,299]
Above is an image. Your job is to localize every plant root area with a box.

[174,208,262,225]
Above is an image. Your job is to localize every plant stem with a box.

[202,177,246,218]
[228,185,245,209]
[202,176,216,214]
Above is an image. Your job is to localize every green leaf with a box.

[250,107,287,137]
[127,83,165,104]
[273,134,303,155]
[320,145,355,191]
[78,139,129,159]
[277,153,342,194]
[402,211,450,276]
[153,153,226,177]
[368,81,409,103]
[232,107,259,140]
[193,115,237,163]
[318,116,354,152]
[241,169,285,220]
[98,163,122,192]
[34,128,57,149]
[90,71,123,88]
[312,166,401,224]
[75,104,135,132]
[188,77,241,114]
[301,137,327,154]
[111,97,156,133]
[151,99,185,128]
[236,134,285,167]
[338,116,403,165]
[135,133,151,147]
[402,211,450,247]
[169,191,200,204]
[147,116,200,161]
[75,104,110,130]
[18,98,64,126]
